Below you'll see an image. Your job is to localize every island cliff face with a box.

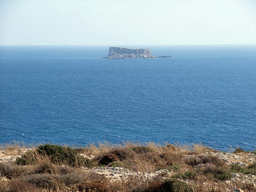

[104,47,157,59]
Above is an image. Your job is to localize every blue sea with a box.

[0,45,256,151]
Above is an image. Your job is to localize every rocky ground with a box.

[1,147,256,192]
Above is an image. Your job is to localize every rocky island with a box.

[104,47,172,59]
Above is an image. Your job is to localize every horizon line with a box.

[1,44,256,47]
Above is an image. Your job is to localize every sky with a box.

[0,0,256,46]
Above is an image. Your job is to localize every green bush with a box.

[110,161,124,167]
[243,163,256,175]
[37,144,77,165]
[230,164,244,173]
[182,171,198,180]
[165,179,193,192]
[144,179,193,192]
[230,163,256,175]
[168,165,181,172]
[16,144,92,167]
[171,171,198,180]
[15,150,38,165]
[213,167,232,180]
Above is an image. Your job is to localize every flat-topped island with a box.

[104,47,172,59]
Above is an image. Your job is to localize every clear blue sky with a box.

[0,0,256,45]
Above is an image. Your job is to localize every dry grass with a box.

[175,142,216,154]
[0,141,255,191]
[0,141,26,150]
[0,180,39,192]
[0,141,38,156]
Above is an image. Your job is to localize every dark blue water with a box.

[1,45,256,151]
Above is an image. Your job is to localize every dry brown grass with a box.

[175,142,216,154]
[0,141,38,156]
[0,141,26,150]
[0,163,34,179]
[0,180,39,192]
[0,141,255,192]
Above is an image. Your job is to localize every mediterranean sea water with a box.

[0,45,256,151]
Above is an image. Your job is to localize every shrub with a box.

[15,150,38,165]
[75,180,110,192]
[233,148,244,153]
[184,156,202,166]
[110,148,135,161]
[57,165,72,175]
[159,153,184,166]
[247,162,256,169]
[172,171,198,180]
[0,163,31,179]
[21,174,67,191]
[111,161,125,167]
[230,163,256,175]
[0,180,38,192]
[73,173,110,192]
[16,144,91,167]
[19,170,109,191]
[60,173,85,187]
[37,144,77,165]
[182,171,198,180]
[164,179,193,192]
[73,147,87,153]
[61,172,100,186]
[212,167,232,181]
[162,144,180,152]
[142,153,162,164]
[243,163,256,175]
[144,179,193,192]
[140,181,162,192]
[200,156,225,167]
[230,164,244,173]
[132,146,153,153]
[95,148,135,166]
[98,154,119,165]
[184,155,225,167]
[168,165,181,172]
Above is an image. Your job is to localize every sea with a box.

[0,45,256,151]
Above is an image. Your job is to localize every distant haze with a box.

[0,0,256,45]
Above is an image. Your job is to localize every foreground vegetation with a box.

[0,141,255,191]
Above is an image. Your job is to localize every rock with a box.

[236,162,247,166]
[104,47,171,59]
[1,177,8,182]
[79,154,95,160]
[104,47,156,59]
[0,155,21,163]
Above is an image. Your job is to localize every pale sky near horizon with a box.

[0,0,256,46]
